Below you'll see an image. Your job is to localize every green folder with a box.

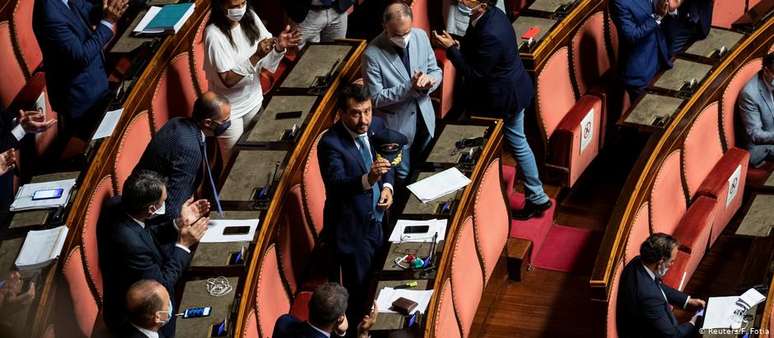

[146,3,194,32]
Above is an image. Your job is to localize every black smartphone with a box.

[404,225,430,234]
[275,111,303,120]
[223,226,251,235]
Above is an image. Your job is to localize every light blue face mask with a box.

[457,2,473,16]
[158,299,173,326]
[152,201,165,216]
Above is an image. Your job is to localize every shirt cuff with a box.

[175,243,191,254]
[383,183,393,192]
[668,9,678,16]
[362,174,371,191]
[11,124,25,141]
[683,296,690,309]
[172,219,180,231]
[100,20,114,31]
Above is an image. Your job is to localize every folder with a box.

[134,3,195,35]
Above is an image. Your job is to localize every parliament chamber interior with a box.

[0,0,773,337]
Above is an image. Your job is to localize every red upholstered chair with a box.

[711,0,745,29]
[112,111,151,194]
[570,11,613,97]
[190,13,210,94]
[0,21,26,108]
[536,47,605,187]
[302,132,327,236]
[720,58,761,151]
[256,244,291,338]
[277,184,317,295]
[606,260,624,338]
[682,102,748,245]
[662,249,692,290]
[411,0,431,32]
[150,52,198,132]
[472,159,509,284]
[412,0,456,119]
[432,278,461,338]
[624,202,650,264]
[81,175,114,304]
[243,309,259,338]
[11,0,43,77]
[451,216,484,338]
[61,246,99,338]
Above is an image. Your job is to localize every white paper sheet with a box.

[738,288,766,309]
[200,219,260,243]
[10,179,76,211]
[35,92,47,117]
[388,219,447,243]
[92,108,124,140]
[375,287,434,314]
[407,167,471,203]
[15,225,68,270]
[703,296,739,329]
[133,6,163,34]
[726,164,741,207]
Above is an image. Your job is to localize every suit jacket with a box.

[677,0,713,37]
[445,8,534,117]
[282,0,355,24]
[617,257,695,338]
[738,73,774,165]
[98,201,190,336]
[611,0,672,88]
[317,117,394,255]
[119,323,166,338]
[134,117,204,221]
[0,110,22,152]
[362,28,442,145]
[272,314,338,338]
[32,0,112,119]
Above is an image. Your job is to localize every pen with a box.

[394,281,418,289]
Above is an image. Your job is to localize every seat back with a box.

[451,216,484,338]
[191,13,210,94]
[33,88,59,156]
[81,175,114,304]
[277,184,316,295]
[61,246,99,338]
[412,0,431,33]
[570,11,611,96]
[682,102,724,198]
[256,244,291,338]
[649,150,687,235]
[711,0,745,29]
[472,159,509,284]
[720,58,761,150]
[112,111,152,194]
[0,21,26,108]
[432,278,462,338]
[606,13,619,67]
[11,0,42,77]
[150,52,198,132]
[243,308,259,338]
[606,260,624,338]
[302,132,327,236]
[624,202,650,264]
[536,47,576,140]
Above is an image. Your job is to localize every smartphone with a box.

[275,110,303,120]
[32,188,64,201]
[521,26,541,40]
[404,225,430,234]
[182,306,211,319]
[223,226,251,235]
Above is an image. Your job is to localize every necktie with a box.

[200,140,224,216]
[355,135,382,222]
[320,0,333,7]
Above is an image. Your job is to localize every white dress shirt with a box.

[130,323,159,338]
[342,124,394,193]
[308,323,331,337]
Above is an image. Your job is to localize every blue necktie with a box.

[355,135,382,222]
[201,140,224,216]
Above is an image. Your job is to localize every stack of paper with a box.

[200,219,260,243]
[375,287,434,315]
[92,108,124,140]
[407,168,471,203]
[388,219,447,243]
[10,179,76,211]
[15,225,69,270]
[702,289,766,329]
[134,3,195,35]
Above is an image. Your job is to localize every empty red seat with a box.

[302,132,327,236]
[277,184,317,295]
[11,0,43,77]
[256,244,291,338]
[0,21,26,108]
[81,175,114,304]
[624,202,650,264]
[711,0,745,29]
[451,216,483,338]
[607,260,624,338]
[537,46,605,187]
[61,246,99,338]
[432,278,461,338]
[472,159,509,284]
[112,111,151,194]
[570,11,613,97]
[242,308,258,338]
[190,13,210,94]
[150,52,198,132]
[720,58,762,151]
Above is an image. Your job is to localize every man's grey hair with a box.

[383,2,413,24]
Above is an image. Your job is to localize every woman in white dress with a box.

[204,0,301,165]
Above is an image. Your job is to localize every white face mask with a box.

[227,4,247,22]
[656,260,669,278]
[157,299,173,326]
[390,33,411,49]
[151,201,166,216]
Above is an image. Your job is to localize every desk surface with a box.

[527,0,575,13]
[175,277,239,338]
[735,194,774,237]
[220,150,288,202]
[653,59,713,92]
[425,125,489,164]
[623,93,685,128]
[512,16,557,46]
[684,28,745,58]
[281,44,354,89]
[244,95,318,144]
[402,172,459,215]
[372,280,430,332]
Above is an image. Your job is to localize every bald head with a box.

[383,2,413,37]
[126,280,169,329]
[192,91,230,123]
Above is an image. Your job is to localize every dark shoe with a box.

[511,200,552,220]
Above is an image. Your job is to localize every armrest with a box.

[549,94,603,168]
[8,71,46,112]
[696,147,749,199]
[673,195,715,254]
[662,250,691,290]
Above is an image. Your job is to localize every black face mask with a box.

[212,120,232,136]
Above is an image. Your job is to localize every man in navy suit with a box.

[617,233,705,338]
[663,0,713,55]
[99,170,210,337]
[433,0,551,220]
[135,92,230,223]
[121,280,172,338]
[611,0,673,100]
[317,83,395,323]
[33,0,128,140]
[273,283,377,338]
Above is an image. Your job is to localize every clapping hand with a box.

[178,197,211,227]
[104,0,129,24]
[19,109,56,134]
[432,30,457,49]
[0,149,16,176]
[275,25,302,52]
[256,38,275,59]
[357,303,378,338]
[412,71,434,91]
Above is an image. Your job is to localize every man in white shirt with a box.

[123,280,172,338]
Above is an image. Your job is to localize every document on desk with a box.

[375,287,434,315]
[200,219,260,243]
[703,289,766,329]
[10,179,76,211]
[407,167,470,203]
[92,108,124,140]
[388,219,447,243]
[15,225,68,270]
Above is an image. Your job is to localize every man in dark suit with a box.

[134,92,229,222]
[663,0,713,55]
[432,0,551,220]
[617,233,705,338]
[317,83,394,323]
[121,279,172,338]
[611,0,673,100]
[282,0,354,47]
[99,170,210,337]
[273,283,377,338]
[32,0,128,140]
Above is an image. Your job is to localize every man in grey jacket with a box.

[739,53,774,167]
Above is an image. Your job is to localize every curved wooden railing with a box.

[589,18,774,304]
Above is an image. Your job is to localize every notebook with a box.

[134,3,195,34]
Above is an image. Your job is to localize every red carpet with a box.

[532,224,601,273]
[509,191,555,264]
